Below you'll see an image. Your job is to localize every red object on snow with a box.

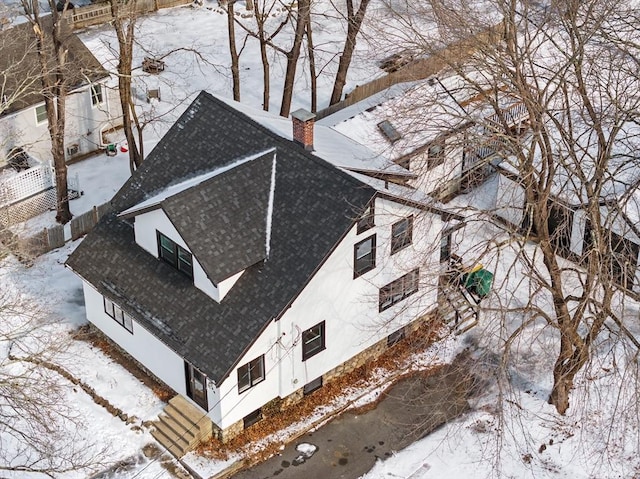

[120,144,128,153]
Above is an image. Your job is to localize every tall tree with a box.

[279,0,310,117]
[21,0,73,223]
[108,0,144,172]
[381,0,640,415]
[329,0,371,105]
[225,0,241,101]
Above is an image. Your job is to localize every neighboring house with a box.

[66,91,455,455]
[318,74,529,201]
[0,16,121,166]
[488,159,640,293]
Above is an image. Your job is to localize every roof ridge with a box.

[198,91,378,193]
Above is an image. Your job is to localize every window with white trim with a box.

[103,297,133,333]
[379,269,419,312]
[91,84,104,106]
[237,355,265,393]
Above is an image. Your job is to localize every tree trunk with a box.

[305,7,317,113]
[51,94,71,224]
[28,0,72,223]
[227,0,241,101]
[329,0,370,106]
[279,0,309,117]
[254,3,270,110]
[110,1,143,172]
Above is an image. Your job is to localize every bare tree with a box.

[328,0,371,105]
[0,261,108,475]
[225,0,242,102]
[108,0,144,172]
[279,0,310,117]
[20,0,73,224]
[376,0,640,417]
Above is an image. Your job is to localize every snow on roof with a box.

[214,95,412,177]
[119,147,276,217]
[323,73,525,164]
[346,171,445,211]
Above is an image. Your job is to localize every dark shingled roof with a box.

[162,149,275,284]
[67,92,376,384]
[0,15,108,116]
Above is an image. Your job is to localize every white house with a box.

[66,91,457,455]
[318,74,529,201]
[0,16,121,167]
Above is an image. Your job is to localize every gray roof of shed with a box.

[67,92,376,384]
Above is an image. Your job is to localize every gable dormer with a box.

[118,148,277,302]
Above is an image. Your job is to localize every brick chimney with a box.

[291,109,316,151]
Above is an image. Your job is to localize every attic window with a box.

[377,120,402,143]
[157,231,193,279]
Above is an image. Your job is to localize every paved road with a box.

[233,361,474,479]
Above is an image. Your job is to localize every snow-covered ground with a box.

[3,2,640,479]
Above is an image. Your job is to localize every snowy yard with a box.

[2,2,640,479]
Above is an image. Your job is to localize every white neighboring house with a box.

[0,17,120,166]
[318,74,529,201]
[67,91,458,455]
[0,16,121,225]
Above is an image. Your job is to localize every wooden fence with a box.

[1,201,112,261]
[68,0,192,29]
[315,21,506,120]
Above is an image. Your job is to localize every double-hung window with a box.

[391,216,413,254]
[302,321,325,361]
[357,203,375,233]
[379,269,419,312]
[237,355,265,393]
[91,84,104,106]
[157,231,193,279]
[354,235,376,277]
[426,139,445,169]
[104,297,134,333]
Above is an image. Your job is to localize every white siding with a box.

[410,138,464,197]
[495,173,525,226]
[0,79,122,166]
[133,208,220,301]
[214,198,442,429]
[82,281,185,394]
[82,279,222,420]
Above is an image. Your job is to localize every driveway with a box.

[232,359,475,479]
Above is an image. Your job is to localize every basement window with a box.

[303,377,323,395]
[243,408,262,429]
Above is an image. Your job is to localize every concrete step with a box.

[151,423,190,458]
[149,395,216,459]
[158,412,196,443]
[169,395,206,425]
